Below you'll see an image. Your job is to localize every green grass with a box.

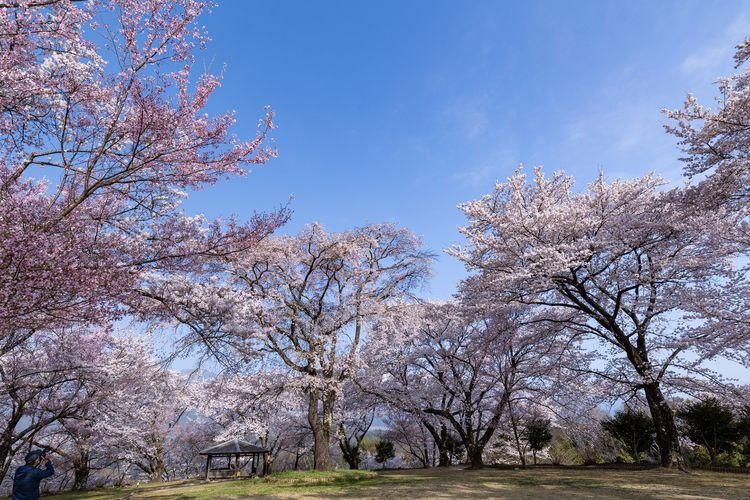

[46,466,750,499]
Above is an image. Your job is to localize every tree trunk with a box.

[0,445,12,486]
[438,448,450,467]
[338,414,373,470]
[149,446,166,482]
[643,382,682,468]
[0,410,24,484]
[338,430,360,469]
[72,452,90,491]
[307,388,334,470]
[507,399,526,467]
[467,445,484,469]
[422,421,451,467]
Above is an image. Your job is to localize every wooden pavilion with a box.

[199,439,270,480]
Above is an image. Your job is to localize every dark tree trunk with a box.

[467,446,484,469]
[423,422,451,467]
[643,382,682,468]
[338,435,360,469]
[338,412,373,470]
[72,452,90,491]
[307,388,334,470]
[438,448,450,467]
[0,445,12,486]
[507,399,526,467]
[0,409,24,484]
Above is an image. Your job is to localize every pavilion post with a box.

[204,455,211,481]
[260,453,266,477]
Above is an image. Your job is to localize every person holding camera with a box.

[12,449,54,500]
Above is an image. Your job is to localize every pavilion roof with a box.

[199,439,269,456]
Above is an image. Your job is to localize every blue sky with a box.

[183,0,750,300]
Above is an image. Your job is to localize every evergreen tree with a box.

[602,409,655,463]
[524,419,553,465]
[375,440,396,469]
[677,398,738,464]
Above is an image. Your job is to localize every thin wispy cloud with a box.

[451,148,518,188]
[680,10,750,80]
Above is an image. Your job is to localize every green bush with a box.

[547,439,583,466]
[715,450,744,467]
[689,446,711,467]
[614,451,635,464]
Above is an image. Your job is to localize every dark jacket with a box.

[11,461,54,500]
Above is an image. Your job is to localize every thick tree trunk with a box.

[307,388,334,470]
[467,446,484,469]
[73,465,90,490]
[149,469,165,482]
[148,446,166,482]
[643,382,682,468]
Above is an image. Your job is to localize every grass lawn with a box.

[46,466,750,499]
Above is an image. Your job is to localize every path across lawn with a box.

[47,466,750,499]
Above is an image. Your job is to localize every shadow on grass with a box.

[46,466,750,499]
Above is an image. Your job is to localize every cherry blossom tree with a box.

[363,300,570,468]
[92,348,190,483]
[197,372,321,472]
[453,167,749,467]
[197,369,311,470]
[0,3,284,486]
[1,0,277,206]
[0,0,285,360]
[381,410,443,468]
[663,39,750,374]
[335,382,378,470]
[0,328,112,484]
[664,39,750,199]
[359,331,461,468]
[149,223,433,470]
[20,334,172,490]
[162,420,220,481]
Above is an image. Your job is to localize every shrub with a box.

[374,440,395,469]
